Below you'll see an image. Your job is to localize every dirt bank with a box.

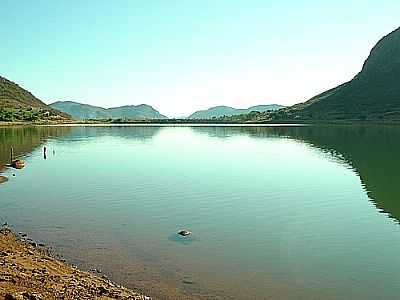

[0,228,150,300]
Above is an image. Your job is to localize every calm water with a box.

[1,125,400,299]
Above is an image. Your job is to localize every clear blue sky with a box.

[1,0,399,117]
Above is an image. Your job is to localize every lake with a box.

[1,124,400,299]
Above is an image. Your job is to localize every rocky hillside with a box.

[0,76,70,122]
[290,26,400,120]
[50,101,167,120]
[188,104,285,119]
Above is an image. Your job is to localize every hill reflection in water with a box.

[191,125,400,224]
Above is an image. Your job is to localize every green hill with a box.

[219,26,400,123]
[188,104,285,119]
[50,101,167,120]
[0,76,71,122]
[107,104,167,119]
[289,26,400,121]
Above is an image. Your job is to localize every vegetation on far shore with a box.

[0,75,70,122]
[0,107,70,122]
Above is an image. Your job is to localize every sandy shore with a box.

[0,228,150,300]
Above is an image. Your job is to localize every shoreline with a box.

[2,120,400,127]
[0,227,151,300]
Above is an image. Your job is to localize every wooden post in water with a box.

[10,147,13,165]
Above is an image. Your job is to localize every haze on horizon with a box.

[1,0,399,117]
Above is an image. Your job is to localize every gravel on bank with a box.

[0,228,151,300]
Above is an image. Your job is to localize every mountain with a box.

[50,101,167,120]
[188,104,285,119]
[289,26,400,120]
[0,76,71,121]
[49,101,112,120]
[107,105,167,119]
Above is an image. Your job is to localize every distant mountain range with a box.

[0,76,70,121]
[50,101,167,120]
[2,26,399,123]
[188,104,285,119]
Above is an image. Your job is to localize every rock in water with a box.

[0,176,8,184]
[178,230,192,237]
[11,159,25,169]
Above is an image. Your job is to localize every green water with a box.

[1,125,400,299]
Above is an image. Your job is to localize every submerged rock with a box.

[177,230,192,237]
[0,176,8,184]
[10,160,25,169]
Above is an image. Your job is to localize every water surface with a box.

[1,125,399,299]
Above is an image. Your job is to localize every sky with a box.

[1,1,400,117]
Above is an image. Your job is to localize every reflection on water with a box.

[282,125,400,224]
[0,175,8,184]
[57,126,162,142]
[0,125,160,165]
[0,126,72,167]
[167,233,197,245]
[1,125,400,300]
[0,126,72,184]
[191,125,400,223]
